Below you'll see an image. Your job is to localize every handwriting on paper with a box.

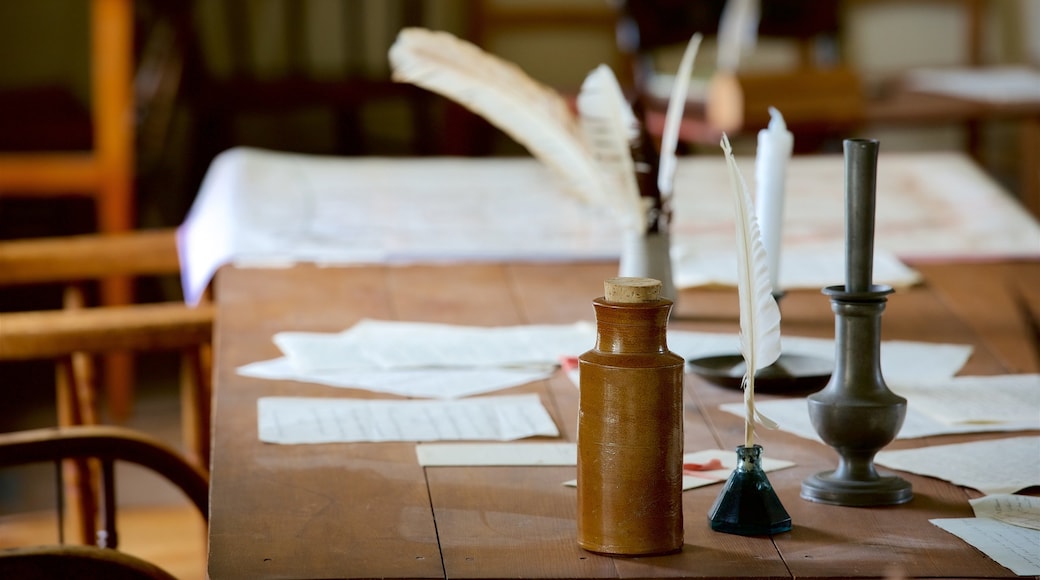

[971,494,1040,531]
[258,393,559,444]
[931,517,1040,575]
[876,436,1040,495]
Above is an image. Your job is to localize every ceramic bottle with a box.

[576,277,685,555]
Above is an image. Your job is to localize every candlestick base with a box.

[801,470,912,507]
[800,284,913,507]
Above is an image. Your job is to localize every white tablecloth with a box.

[178,147,1040,305]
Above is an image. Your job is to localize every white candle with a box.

[754,107,794,293]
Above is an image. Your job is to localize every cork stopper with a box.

[604,277,662,303]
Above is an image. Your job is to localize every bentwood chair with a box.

[0,425,208,580]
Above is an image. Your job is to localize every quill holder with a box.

[800,139,912,507]
[618,230,676,304]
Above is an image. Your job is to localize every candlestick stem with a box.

[844,139,879,293]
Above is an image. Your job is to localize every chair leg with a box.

[180,344,212,470]
[56,358,100,545]
[96,458,119,549]
[54,281,103,545]
[92,0,137,423]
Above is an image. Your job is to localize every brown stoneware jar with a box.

[577,277,685,556]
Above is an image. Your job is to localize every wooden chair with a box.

[0,425,208,580]
[0,228,213,545]
[0,0,135,300]
[0,0,139,421]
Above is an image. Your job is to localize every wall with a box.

[0,0,1035,208]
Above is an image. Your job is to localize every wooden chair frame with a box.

[0,228,213,545]
[0,425,208,580]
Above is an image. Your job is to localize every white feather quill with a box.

[658,32,703,200]
[388,28,604,205]
[720,134,782,447]
[716,0,761,73]
[576,64,647,233]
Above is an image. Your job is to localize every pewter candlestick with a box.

[800,139,912,506]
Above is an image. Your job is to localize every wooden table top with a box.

[207,259,1039,579]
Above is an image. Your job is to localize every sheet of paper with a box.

[905,65,1040,104]
[668,331,973,385]
[875,436,1040,495]
[971,494,1040,531]
[274,319,595,372]
[673,241,921,290]
[893,374,1040,425]
[416,442,577,466]
[930,517,1040,576]
[721,397,1039,443]
[177,149,1040,305]
[252,325,971,399]
[239,356,552,399]
[561,449,795,491]
[257,393,559,444]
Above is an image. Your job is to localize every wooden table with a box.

[207,259,1039,579]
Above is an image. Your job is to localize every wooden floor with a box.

[0,354,208,580]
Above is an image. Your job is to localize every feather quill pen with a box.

[388,28,603,205]
[716,0,761,73]
[576,64,647,233]
[720,134,782,447]
[657,33,702,201]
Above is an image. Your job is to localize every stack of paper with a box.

[931,490,1040,575]
[721,374,1040,441]
[249,320,603,444]
[240,319,596,399]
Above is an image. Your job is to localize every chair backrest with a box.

[0,425,208,579]
[0,228,213,545]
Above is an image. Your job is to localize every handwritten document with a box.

[875,436,1040,495]
[239,320,595,399]
[931,517,1040,575]
[274,320,595,372]
[673,241,921,290]
[720,373,1038,442]
[239,356,552,399]
[668,333,973,384]
[896,374,1040,425]
[971,494,1040,531]
[257,393,559,444]
[242,323,971,400]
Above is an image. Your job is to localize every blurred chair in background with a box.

[0,425,208,580]
[0,0,196,421]
[0,229,213,545]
